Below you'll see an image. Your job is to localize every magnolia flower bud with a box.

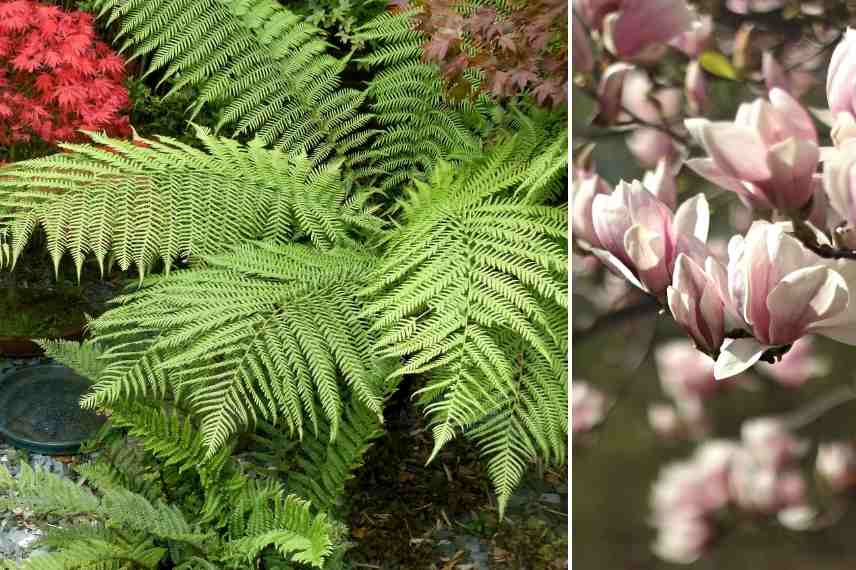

[685,89,819,213]
[668,253,744,354]
[714,222,850,378]
[828,29,856,117]
[685,61,707,116]
[817,442,856,492]
[590,180,710,297]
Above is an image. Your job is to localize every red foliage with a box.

[405,0,568,107]
[0,0,131,147]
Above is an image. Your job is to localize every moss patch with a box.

[0,287,89,338]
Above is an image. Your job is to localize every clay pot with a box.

[0,325,86,358]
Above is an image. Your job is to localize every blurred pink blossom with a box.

[726,0,785,13]
[622,70,683,168]
[572,381,607,434]
[816,442,856,492]
[670,14,713,58]
[741,417,808,469]
[648,403,682,439]
[578,0,692,60]
[757,337,829,387]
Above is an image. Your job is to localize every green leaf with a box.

[699,51,738,80]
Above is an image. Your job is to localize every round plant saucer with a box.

[0,364,105,454]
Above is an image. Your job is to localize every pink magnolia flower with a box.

[816,442,856,492]
[579,0,692,60]
[670,14,713,58]
[572,13,593,73]
[590,180,710,297]
[757,336,829,387]
[572,381,607,434]
[827,29,856,117]
[685,60,707,116]
[715,221,850,378]
[622,70,683,168]
[685,89,819,213]
[572,174,611,248]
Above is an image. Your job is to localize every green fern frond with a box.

[224,494,333,567]
[354,9,484,192]
[83,243,388,456]
[360,139,568,510]
[89,0,379,177]
[0,129,376,277]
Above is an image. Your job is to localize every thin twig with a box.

[574,296,660,344]
[781,385,856,431]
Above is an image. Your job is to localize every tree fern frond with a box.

[0,129,376,276]
[83,243,388,456]
[360,139,568,509]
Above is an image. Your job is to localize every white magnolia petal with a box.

[674,194,710,243]
[714,338,768,380]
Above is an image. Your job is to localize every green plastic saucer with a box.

[0,364,105,454]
